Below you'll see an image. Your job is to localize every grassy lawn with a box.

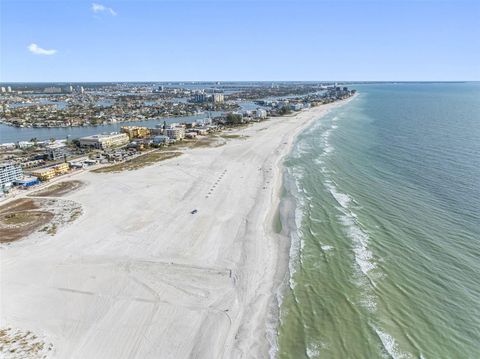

[219,134,249,140]
[29,180,83,197]
[92,151,182,173]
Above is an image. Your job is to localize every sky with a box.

[1,0,479,82]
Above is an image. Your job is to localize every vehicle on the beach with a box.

[191,209,198,214]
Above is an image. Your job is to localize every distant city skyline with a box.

[1,0,479,82]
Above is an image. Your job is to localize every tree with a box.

[226,113,243,125]
[278,107,292,115]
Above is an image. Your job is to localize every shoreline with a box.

[262,95,357,358]
[0,97,355,358]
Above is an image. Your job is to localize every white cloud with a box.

[28,43,57,56]
[92,3,117,16]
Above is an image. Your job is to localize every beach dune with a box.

[0,101,348,358]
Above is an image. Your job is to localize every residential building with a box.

[152,135,170,145]
[194,94,208,103]
[0,162,23,189]
[31,163,69,181]
[185,132,197,139]
[79,133,129,149]
[194,128,209,135]
[18,141,35,149]
[166,127,185,140]
[195,118,212,126]
[0,143,16,150]
[212,93,225,104]
[290,103,303,111]
[255,109,267,119]
[20,159,45,168]
[121,126,151,139]
[46,142,67,161]
[149,127,164,136]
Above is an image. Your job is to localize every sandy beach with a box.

[1,100,349,358]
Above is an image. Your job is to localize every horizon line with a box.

[1,80,478,84]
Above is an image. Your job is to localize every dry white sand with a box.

[0,100,349,358]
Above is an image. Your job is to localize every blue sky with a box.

[1,0,479,82]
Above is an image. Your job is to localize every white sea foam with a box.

[340,214,376,275]
[295,141,312,156]
[359,292,377,312]
[288,195,305,290]
[321,245,334,252]
[325,180,377,281]
[323,178,408,359]
[324,145,334,154]
[306,342,322,359]
[325,182,352,209]
[375,327,413,359]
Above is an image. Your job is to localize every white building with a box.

[212,93,224,104]
[79,133,129,149]
[1,162,23,189]
[195,118,212,126]
[166,127,185,140]
[0,143,16,150]
[290,103,303,111]
[18,141,35,149]
[256,109,267,119]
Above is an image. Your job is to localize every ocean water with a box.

[276,83,480,359]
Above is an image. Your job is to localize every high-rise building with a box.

[0,162,23,189]
[212,93,225,104]
[7,86,12,93]
[0,87,5,93]
[194,94,208,103]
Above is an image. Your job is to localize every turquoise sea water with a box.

[277,83,480,358]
